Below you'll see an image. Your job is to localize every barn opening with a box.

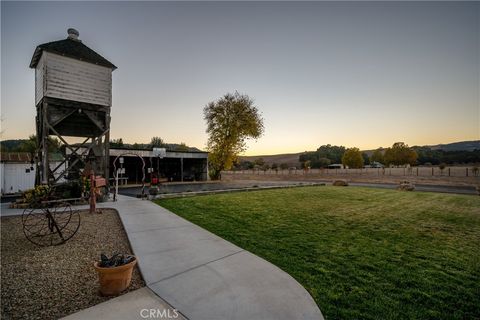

[109,148,208,184]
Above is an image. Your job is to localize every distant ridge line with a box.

[240,140,480,165]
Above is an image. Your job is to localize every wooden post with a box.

[104,115,110,189]
[35,111,41,185]
[114,169,119,202]
[180,157,184,181]
[432,167,434,176]
[448,168,450,176]
[466,168,469,177]
[205,158,209,181]
[42,101,49,184]
[90,170,96,214]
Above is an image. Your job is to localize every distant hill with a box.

[240,140,480,165]
[427,140,480,152]
[239,153,302,167]
[361,140,480,156]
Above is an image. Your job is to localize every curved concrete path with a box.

[101,195,323,320]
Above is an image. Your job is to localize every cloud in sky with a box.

[1,1,478,154]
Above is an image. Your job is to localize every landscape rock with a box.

[332,180,349,186]
[398,181,415,191]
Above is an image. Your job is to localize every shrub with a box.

[22,185,51,205]
[397,181,415,191]
[342,148,364,169]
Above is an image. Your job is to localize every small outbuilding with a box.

[1,152,65,195]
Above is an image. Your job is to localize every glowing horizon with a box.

[2,2,478,155]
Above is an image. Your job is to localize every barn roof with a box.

[0,152,64,163]
[0,152,32,163]
[29,37,117,70]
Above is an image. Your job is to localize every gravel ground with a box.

[1,208,145,320]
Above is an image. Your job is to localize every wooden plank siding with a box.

[36,52,112,107]
[34,53,45,106]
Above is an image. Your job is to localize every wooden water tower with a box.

[29,28,117,185]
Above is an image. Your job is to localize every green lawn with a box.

[154,186,480,320]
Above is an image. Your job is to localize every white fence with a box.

[226,166,479,178]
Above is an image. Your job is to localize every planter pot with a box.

[94,257,137,296]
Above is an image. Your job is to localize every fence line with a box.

[225,166,480,178]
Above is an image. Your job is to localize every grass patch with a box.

[155,186,480,320]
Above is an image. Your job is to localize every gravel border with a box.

[1,208,145,320]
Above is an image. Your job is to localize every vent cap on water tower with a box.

[29,28,116,70]
[67,28,80,41]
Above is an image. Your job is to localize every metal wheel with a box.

[22,203,81,246]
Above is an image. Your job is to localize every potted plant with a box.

[94,253,137,296]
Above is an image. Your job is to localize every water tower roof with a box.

[30,37,117,70]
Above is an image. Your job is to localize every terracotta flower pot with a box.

[94,257,137,296]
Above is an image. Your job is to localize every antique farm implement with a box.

[22,194,81,247]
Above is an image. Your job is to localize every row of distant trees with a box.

[299,142,418,169]
[0,135,62,154]
[299,142,480,169]
[1,136,192,154]
[110,137,191,152]
[232,142,480,171]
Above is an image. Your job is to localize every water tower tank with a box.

[30,28,116,184]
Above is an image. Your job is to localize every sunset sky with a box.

[1,1,479,155]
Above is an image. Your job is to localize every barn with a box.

[64,146,209,185]
[109,148,209,184]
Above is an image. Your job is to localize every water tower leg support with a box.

[104,130,110,191]
[41,101,49,185]
[90,170,96,213]
[35,113,42,185]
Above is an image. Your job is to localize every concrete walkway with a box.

[101,195,323,320]
[63,287,186,320]
[3,196,323,319]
